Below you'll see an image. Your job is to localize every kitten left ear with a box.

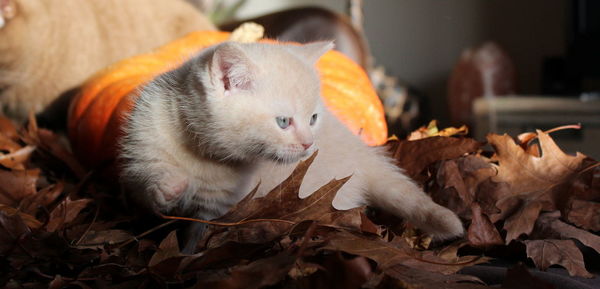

[288,41,334,64]
[210,42,256,94]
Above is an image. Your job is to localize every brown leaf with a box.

[383,265,489,289]
[46,198,92,232]
[217,152,321,222]
[565,199,600,231]
[321,230,412,270]
[0,116,18,140]
[467,203,503,248]
[475,179,511,216]
[322,230,486,275]
[489,131,586,195]
[0,204,42,229]
[0,210,31,253]
[0,169,40,205]
[207,152,354,246]
[531,211,600,254]
[523,239,593,278]
[195,251,296,289]
[433,160,473,216]
[432,155,499,219]
[497,196,543,244]
[20,182,64,215]
[75,229,134,249]
[21,115,86,178]
[386,136,482,180]
[149,230,180,267]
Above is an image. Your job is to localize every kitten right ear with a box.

[287,41,334,64]
[210,42,256,95]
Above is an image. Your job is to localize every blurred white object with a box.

[473,96,600,159]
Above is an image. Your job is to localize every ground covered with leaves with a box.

[0,116,598,288]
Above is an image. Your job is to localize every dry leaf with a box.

[195,251,296,289]
[467,203,503,248]
[489,131,586,195]
[523,239,593,278]
[565,199,600,231]
[383,265,488,289]
[499,197,543,244]
[0,116,18,139]
[75,229,134,249]
[408,120,468,141]
[149,230,180,267]
[531,211,600,254]
[0,204,42,229]
[206,152,354,247]
[387,136,482,180]
[46,198,93,232]
[0,169,40,205]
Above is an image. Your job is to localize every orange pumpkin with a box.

[68,31,387,168]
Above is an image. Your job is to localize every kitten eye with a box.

[276,116,291,129]
[310,113,318,126]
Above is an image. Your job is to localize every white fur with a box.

[120,42,464,241]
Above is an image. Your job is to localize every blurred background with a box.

[203,0,599,158]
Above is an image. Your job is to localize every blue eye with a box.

[276,116,291,129]
[310,113,318,126]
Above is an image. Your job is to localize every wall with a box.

[234,0,568,123]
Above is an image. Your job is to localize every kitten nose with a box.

[301,142,313,150]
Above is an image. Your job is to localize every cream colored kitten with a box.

[120,42,463,249]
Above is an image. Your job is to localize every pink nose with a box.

[301,142,313,150]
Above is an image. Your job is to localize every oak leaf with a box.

[205,152,356,247]
[387,136,482,180]
[467,203,503,248]
[531,211,600,255]
[488,131,586,195]
[523,239,593,278]
[46,198,93,232]
[565,199,600,231]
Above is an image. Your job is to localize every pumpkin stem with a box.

[228,22,264,43]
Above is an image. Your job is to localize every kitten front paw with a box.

[152,173,189,210]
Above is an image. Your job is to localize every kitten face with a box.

[199,42,332,163]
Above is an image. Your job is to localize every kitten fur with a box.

[120,42,464,249]
[0,0,214,121]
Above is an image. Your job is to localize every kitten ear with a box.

[287,41,334,64]
[0,0,17,29]
[210,42,256,94]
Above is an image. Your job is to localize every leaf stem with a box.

[116,219,178,248]
[159,214,296,226]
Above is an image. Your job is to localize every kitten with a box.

[0,0,214,121]
[120,41,464,250]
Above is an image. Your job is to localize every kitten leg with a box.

[123,162,190,213]
[363,160,464,239]
[182,222,207,254]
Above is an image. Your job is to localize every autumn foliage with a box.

[1,115,599,288]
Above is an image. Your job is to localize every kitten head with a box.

[189,41,333,163]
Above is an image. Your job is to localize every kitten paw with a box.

[421,206,464,240]
[153,172,189,208]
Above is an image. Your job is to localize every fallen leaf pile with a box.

[0,116,598,288]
